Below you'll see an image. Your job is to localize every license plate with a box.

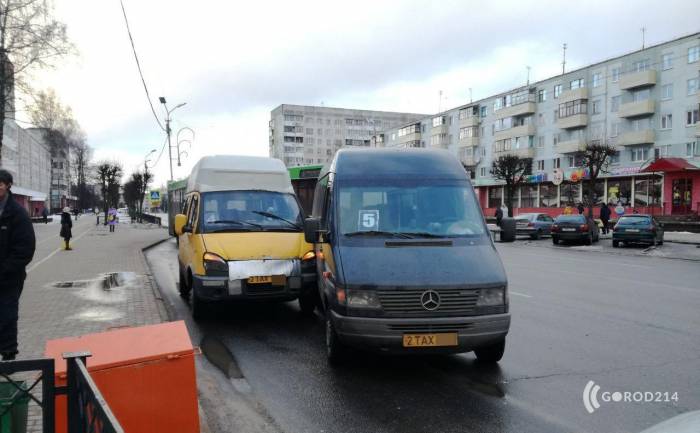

[562,228,576,232]
[626,229,639,233]
[402,333,458,348]
[248,276,272,284]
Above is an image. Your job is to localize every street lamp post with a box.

[158,97,186,181]
[176,127,195,167]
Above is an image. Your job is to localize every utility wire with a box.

[118,0,166,132]
[151,135,169,168]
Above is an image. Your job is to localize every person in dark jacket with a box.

[42,207,49,224]
[600,202,611,234]
[0,169,36,361]
[577,202,585,214]
[60,207,73,250]
[495,206,503,227]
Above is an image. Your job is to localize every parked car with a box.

[612,214,664,247]
[551,214,600,245]
[515,213,554,239]
[305,148,510,364]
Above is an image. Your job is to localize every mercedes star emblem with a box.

[420,290,440,311]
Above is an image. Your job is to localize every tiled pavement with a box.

[12,216,170,432]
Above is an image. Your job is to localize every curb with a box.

[141,236,176,322]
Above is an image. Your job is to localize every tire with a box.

[658,238,663,245]
[552,237,559,245]
[178,268,191,298]
[612,240,619,248]
[190,278,207,322]
[298,291,317,316]
[474,339,505,363]
[531,230,541,240]
[325,313,345,365]
[584,234,592,246]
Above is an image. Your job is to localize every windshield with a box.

[199,190,302,233]
[555,215,585,223]
[336,179,486,237]
[618,216,651,225]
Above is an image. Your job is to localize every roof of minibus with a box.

[187,155,293,193]
[329,148,469,181]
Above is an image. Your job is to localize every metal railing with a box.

[0,352,123,433]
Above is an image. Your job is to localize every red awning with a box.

[641,158,699,173]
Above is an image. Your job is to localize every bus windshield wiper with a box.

[344,230,412,238]
[252,211,302,230]
[208,220,264,230]
[395,231,445,238]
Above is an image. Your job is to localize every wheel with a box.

[658,238,663,245]
[474,339,505,363]
[612,240,619,248]
[325,313,345,365]
[178,268,191,298]
[298,291,317,316]
[531,230,541,240]
[552,237,559,245]
[594,233,599,242]
[584,234,592,246]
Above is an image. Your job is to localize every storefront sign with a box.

[552,169,564,186]
[565,168,590,182]
[525,173,548,183]
[609,166,641,176]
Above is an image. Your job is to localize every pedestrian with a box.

[0,169,36,361]
[60,207,73,250]
[563,203,573,215]
[34,207,38,218]
[495,206,503,227]
[600,202,611,235]
[73,207,79,221]
[41,207,48,224]
[108,208,117,233]
[577,202,585,214]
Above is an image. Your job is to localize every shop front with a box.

[641,158,700,215]
[10,185,49,217]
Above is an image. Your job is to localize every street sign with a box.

[552,168,564,186]
[150,190,161,207]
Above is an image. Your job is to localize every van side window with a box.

[182,196,190,218]
[187,195,199,230]
[312,174,329,219]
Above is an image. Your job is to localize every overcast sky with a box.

[27,0,700,187]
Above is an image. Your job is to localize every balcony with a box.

[559,88,589,104]
[557,114,588,129]
[458,136,479,147]
[618,100,655,118]
[493,123,536,141]
[618,129,655,146]
[431,124,449,135]
[619,70,656,90]
[495,95,537,119]
[556,138,587,154]
[459,116,479,127]
[495,147,535,159]
[399,132,421,144]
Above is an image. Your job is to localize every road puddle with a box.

[51,272,141,322]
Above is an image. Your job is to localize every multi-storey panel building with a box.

[379,32,700,216]
[269,104,426,167]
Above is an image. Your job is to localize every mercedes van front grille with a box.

[377,289,479,315]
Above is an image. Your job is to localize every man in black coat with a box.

[0,169,36,361]
[600,202,611,235]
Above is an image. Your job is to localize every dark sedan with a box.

[551,214,600,245]
[612,214,664,247]
[515,213,554,239]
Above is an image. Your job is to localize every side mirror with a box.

[304,217,321,244]
[174,214,187,236]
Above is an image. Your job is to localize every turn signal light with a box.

[336,287,346,304]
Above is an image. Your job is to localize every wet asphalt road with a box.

[146,238,700,433]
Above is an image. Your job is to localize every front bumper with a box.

[331,310,510,354]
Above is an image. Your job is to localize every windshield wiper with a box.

[344,230,412,238]
[251,211,302,230]
[395,231,446,238]
[207,219,264,230]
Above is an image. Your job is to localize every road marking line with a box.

[27,227,93,274]
[510,291,532,298]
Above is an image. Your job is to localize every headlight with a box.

[203,252,228,275]
[477,287,505,306]
[346,289,381,308]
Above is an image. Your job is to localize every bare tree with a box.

[94,161,122,223]
[576,143,618,218]
[0,0,74,163]
[122,176,140,219]
[491,154,533,217]
[71,140,93,211]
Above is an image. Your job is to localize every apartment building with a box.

[269,104,425,167]
[379,32,700,216]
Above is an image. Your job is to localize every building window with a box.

[611,67,620,82]
[537,136,545,148]
[480,106,487,117]
[610,122,620,137]
[661,84,673,100]
[688,46,700,63]
[558,100,588,118]
[520,185,537,208]
[592,100,601,115]
[554,84,562,98]
[592,73,602,88]
[632,59,650,72]
[661,53,673,70]
[459,126,479,139]
[655,145,671,158]
[538,89,547,102]
[687,142,699,157]
[687,78,699,96]
[608,179,632,206]
[536,160,544,171]
[610,151,620,164]
[634,175,662,207]
[610,96,620,112]
[480,167,486,177]
[633,88,651,102]
[553,157,561,169]
[687,109,699,125]
[432,116,446,127]
[553,133,560,146]
[567,156,577,168]
[570,78,585,89]
[488,187,502,208]
[560,182,580,206]
[630,147,650,162]
[660,114,672,129]
[539,183,557,207]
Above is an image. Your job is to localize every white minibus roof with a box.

[186,155,293,194]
